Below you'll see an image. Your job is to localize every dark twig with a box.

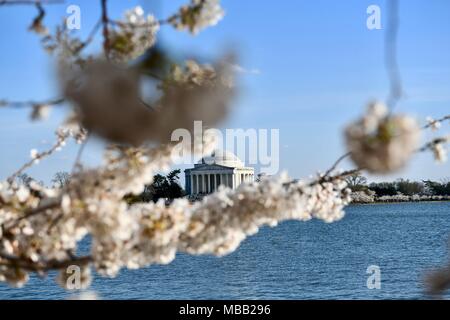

[417,137,449,153]
[385,0,402,110]
[71,135,89,174]
[12,198,62,223]
[422,115,450,130]
[74,18,102,54]
[0,97,64,109]
[323,152,352,178]
[100,0,110,59]
[0,251,91,272]
[7,138,66,184]
[0,0,63,5]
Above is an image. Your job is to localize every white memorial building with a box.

[185,150,255,195]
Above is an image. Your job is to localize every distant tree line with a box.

[124,169,185,205]
[345,173,450,197]
[15,170,185,205]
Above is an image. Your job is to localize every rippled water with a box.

[1,202,450,300]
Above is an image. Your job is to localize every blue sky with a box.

[0,0,449,185]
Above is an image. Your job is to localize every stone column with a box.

[190,174,194,195]
[200,174,204,193]
[208,174,211,193]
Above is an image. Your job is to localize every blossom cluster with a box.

[41,24,83,60]
[345,102,421,174]
[424,117,449,163]
[431,139,449,163]
[63,58,234,147]
[109,6,159,62]
[169,0,225,34]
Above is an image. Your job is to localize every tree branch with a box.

[0,251,91,272]
[0,97,64,109]
[100,0,110,59]
[0,0,63,5]
[7,135,67,184]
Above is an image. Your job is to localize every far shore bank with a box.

[349,200,450,205]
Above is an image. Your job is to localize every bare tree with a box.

[51,171,71,189]
[345,173,368,191]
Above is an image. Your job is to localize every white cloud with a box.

[231,64,261,75]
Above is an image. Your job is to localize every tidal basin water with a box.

[1,202,450,300]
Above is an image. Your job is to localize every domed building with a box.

[185,150,255,196]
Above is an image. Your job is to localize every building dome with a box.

[199,149,244,168]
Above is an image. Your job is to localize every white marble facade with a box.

[185,150,254,195]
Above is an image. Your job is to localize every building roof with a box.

[198,149,244,168]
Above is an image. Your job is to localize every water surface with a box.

[1,202,449,299]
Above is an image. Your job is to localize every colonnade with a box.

[189,172,254,195]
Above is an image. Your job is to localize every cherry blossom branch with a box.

[0,0,63,5]
[107,13,180,29]
[0,157,353,279]
[0,251,91,272]
[7,131,68,184]
[423,115,450,130]
[0,97,64,109]
[73,18,102,54]
[4,197,62,232]
[71,135,89,174]
[323,152,352,178]
[417,136,450,153]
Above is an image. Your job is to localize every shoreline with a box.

[349,200,450,206]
